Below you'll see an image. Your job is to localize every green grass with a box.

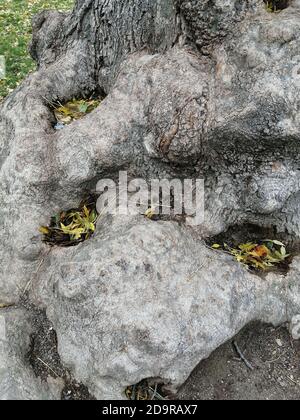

[0,0,74,101]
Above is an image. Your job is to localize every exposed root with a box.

[21,295,95,400]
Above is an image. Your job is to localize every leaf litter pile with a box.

[211,240,291,272]
[39,196,98,247]
[53,98,101,130]
[126,381,168,401]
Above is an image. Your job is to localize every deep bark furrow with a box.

[67,0,181,89]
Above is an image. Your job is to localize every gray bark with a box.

[1,0,300,399]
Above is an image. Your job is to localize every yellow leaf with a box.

[57,106,71,116]
[88,222,95,232]
[39,226,50,235]
[212,244,221,249]
[72,230,85,240]
[249,245,269,258]
[60,222,82,236]
[54,112,72,124]
[248,258,268,271]
[83,205,90,218]
[273,250,285,261]
[145,208,155,219]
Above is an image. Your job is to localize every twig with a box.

[37,357,60,378]
[233,340,254,371]
[0,303,15,309]
[150,383,158,400]
[149,385,166,401]
[287,376,300,388]
[266,350,288,364]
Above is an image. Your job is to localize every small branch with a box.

[233,340,254,371]
[0,303,15,309]
[37,357,60,378]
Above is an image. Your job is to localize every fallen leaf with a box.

[145,208,155,219]
[39,226,50,235]
[249,245,269,258]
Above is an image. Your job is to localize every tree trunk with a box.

[1,0,300,400]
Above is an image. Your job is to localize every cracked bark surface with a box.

[1,0,300,399]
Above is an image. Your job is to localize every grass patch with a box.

[0,0,74,101]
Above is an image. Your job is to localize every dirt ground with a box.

[178,322,300,400]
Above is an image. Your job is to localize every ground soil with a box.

[178,322,300,400]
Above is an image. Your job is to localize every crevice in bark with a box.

[263,0,290,12]
[49,93,105,130]
[39,193,99,247]
[207,223,299,275]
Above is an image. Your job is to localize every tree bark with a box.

[1,0,299,291]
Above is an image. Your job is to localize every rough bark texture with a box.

[1,0,300,399]
[0,309,63,400]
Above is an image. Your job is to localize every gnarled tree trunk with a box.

[1,0,300,400]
